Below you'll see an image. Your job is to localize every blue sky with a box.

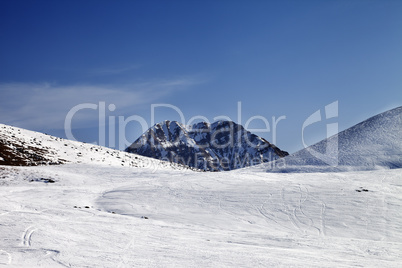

[1,0,401,153]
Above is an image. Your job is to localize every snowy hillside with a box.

[1,109,401,267]
[263,106,402,173]
[0,164,401,267]
[126,120,288,171]
[0,123,192,171]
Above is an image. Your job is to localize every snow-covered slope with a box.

[126,120,288,171]
[1,110,401,267]
[0,123,192,171]
[263,106,402,173]
[0,164,401,267]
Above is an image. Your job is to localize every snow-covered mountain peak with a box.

[126,120,288,171]
[263,106,402,173]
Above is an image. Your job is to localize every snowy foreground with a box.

[0,163,401,267]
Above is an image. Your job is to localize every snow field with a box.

[0,163,401,267]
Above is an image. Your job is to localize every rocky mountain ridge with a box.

[126,120,288,171]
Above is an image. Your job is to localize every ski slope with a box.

[0,163,401,267]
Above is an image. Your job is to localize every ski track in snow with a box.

[22,226,36,247]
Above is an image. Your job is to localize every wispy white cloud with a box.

[0,77,203,131]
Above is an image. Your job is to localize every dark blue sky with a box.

[1,0,401,153]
